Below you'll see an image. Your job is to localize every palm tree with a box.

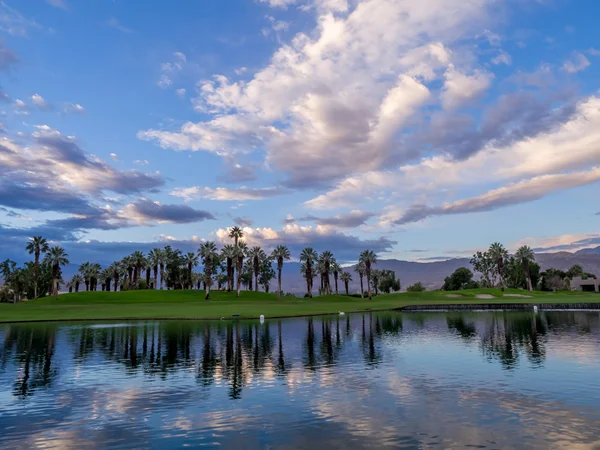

[354,261,366,298]
[331,260,340,295]
[26,236,49,299]
[359,250,377,299]
[515,245,535,291]
[183,252,199,289]
[233,242,248,297]
[71,274,83,293]
[198,242,219,299]
[221,245,236,292]
[78,262,91,291]
[319,251,334,295]
[89,263,101,291]
[130,251,146,285]
[248,246,266,292]
[158,249,167,290]
[489,243,509,292]
[340,271,352,295]
[300,247,318,297]
[46,246,69,299]
[271,245,291,299]
[148,248,162,289]
[145,262,152,289]
[123,255,134,289]
[110,262,121,292]
[229,226,244,246]
[100,268,112,291]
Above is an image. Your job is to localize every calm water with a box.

[1,312,600,449]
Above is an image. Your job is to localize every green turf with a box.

[0,288,598,323]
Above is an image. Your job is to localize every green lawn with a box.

[0,288,599,323]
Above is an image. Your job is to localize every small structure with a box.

[571,277,600,292]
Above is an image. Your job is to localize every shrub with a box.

[406,282,425,292]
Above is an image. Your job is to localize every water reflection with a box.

[1,311,600,449]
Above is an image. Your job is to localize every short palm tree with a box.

[78,262,91,291]
[71,274,83,293]
[46,246,69,299]
[300,247,318,297]
[359,250,377,299]
[26,236,49,299]
[340,271,352,295]
[198,242,219,299]
[271,245,291,299]
[233,242,248,297]
[354,262,365,298]
[130,251,146,285]
[229,226,244,246]
[110,262,121,292]
[489,243,509,292]
[515,245,535,291]
[319,251,334,295]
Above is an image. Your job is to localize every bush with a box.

[0,286,14,302]
[406,282,425,292]
[137,279,148,290]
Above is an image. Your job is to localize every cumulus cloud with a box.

[175,88,186,98]
[170,185,287,201]
[259,0,298,7]
[109,152,119,161]
[28,95,50,112]
[215,224,395,262]
[139,0,496,187]
[157,52,186,89]
[120,198,215,225]
[13,98,28,115]
[563,52,590,73]
[393,168,600,224]
[63,103,85,114]
[133,159,149,166]
[491,50,511,65]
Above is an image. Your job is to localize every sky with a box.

[0,0,599,266]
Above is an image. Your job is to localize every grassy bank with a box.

[0,288,599,323]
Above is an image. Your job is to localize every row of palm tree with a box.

[473,242,536,292]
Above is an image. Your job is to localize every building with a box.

[570,277,600,292]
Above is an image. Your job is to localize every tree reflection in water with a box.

[1,311,598,399]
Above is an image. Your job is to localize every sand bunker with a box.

[476,294,496,299]
[504,294,533,298]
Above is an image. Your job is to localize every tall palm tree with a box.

[145,262,152,288]
[319,251,334,295]
[340,271,352,295]
[489,243,509,292]
[26,236,49,299]
[331,260,340,295]
[271,245,291,299]
[359,250,377,299]
[354,261,366,298]
[248,246,266,292]
[89,263,101,291]
[158,249,167,290]
[46,246,69,299]
[515,245,535,291]
[300,247,318,297]
[229,226,244,246]
[184,252,199,289]
[221,245,236,292]
[233,242,248,297]
[100,268,112,291]
[199,242,219,299]
[110,262,121,292]
[71,274,83,293]
[148,248,162,289]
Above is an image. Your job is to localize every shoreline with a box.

[2,303,600,324]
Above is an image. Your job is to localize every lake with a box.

[1,311,600,449]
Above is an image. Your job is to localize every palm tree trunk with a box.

[34,253,39,300]
[205,264,211,300]
[255,272,259,292]
[345,281,349,295]
[366,265,372,299]
[277,265,282,300]
[359,274,364,298]
[335,276,338,295]
[236,259,242,297]
[159,264,164,290]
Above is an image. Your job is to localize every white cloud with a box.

[306,95,600,211]
[109,153,119,162]
[133,159,150,166]
[175,88,186,98]
[46,0,68,10]
[259,0,298,8]
[512,234,600,253]
[0,2,40,36]
[491,50,511,65]
[157,52,187,89]
[441,65,493,109]
[13,98,28,115]
[563,51,590,73]
[157,75,172,89]
[105,17,133,34]
[140,0,495,186]
[31,93,52,111]
[63,103,85,114]
[170,185,286,201]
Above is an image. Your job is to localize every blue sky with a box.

[0,0,599,265]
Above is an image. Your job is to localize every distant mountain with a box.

[575,246,600,255]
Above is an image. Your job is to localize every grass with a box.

[0,288,599,323]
